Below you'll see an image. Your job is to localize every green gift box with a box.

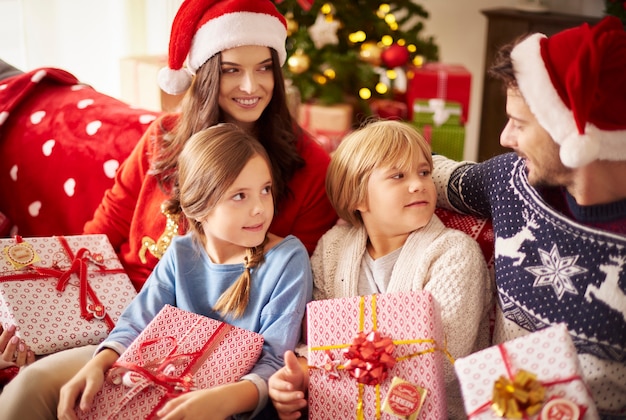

[414,123,465,161]
[412,99,463,127]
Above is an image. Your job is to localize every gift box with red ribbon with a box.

[297,102,353,153]
[77,304,264,419]
[406,63,471,122]
[0,234,137,355]
[454,323,598,419]
[307,291,448,420]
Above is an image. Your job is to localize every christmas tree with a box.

[275,0,439,113]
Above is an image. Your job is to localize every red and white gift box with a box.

[77,304,264,420]
[307,291,448,420]
[0,234,137,355]
[454,323,599,419]
[406,63,471,122]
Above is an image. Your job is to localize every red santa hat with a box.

[158,0,287,95]
[510,16,626,168]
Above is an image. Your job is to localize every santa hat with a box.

[158,0,287,95]
[510,16,626,168]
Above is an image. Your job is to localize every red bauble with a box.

[381,43,410,68]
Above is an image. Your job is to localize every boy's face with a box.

[357,153,436,243]
[500,88,572,187]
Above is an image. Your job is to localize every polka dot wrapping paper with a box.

[0,234,137,355]
[454,323,599,419]
[307,291,448,420]
[76,305,264,420]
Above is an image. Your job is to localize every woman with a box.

[83,0,337,290]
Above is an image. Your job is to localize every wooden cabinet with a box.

[477,8,603,162]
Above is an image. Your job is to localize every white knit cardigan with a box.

[310,215,494,419]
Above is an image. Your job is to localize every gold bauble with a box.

[359,41,382,66]
[287,49,311,74]
[286,12,299,36]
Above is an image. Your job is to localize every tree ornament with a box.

[308,12,341,49]
[359,41,383,66]
[285,12,299,36]
[381,43,410,68]
[287,49,311,74]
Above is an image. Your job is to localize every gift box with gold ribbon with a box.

[307,291,448,420]
[77,304,264,419]
[0,234,137,355]
[454,323,599,419]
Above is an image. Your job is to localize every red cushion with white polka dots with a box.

[0,68,161,237]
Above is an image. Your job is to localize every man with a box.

[433,16,626,418]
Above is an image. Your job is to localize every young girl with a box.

[47,124,310,419]
[268,120,494,420]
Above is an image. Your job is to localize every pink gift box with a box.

[406,63,471,122]
[454,323,598,419]
[77,304,264,420]
[0,234,137,355]
[307,291,447,420]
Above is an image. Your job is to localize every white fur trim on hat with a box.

[511,33,626,168]
[158,67,193,96]
[188,11,287,74]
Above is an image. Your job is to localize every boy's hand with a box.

[268,351,309,420]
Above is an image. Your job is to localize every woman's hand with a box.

[57,348,119,420]
[0,324,35,369]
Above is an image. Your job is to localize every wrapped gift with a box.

[297,102,353,153]
[412,99,463,127]
[369,98,408,120]
[78,304,264,420]
[415,123,465,161]
[0,234,137,355]
[406,63,471,122]
[454,323,599,419]
[307,291,448,420]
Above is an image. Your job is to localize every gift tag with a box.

[382,376,427,420]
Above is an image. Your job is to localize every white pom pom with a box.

[157,67,192,95]
[559,132,600,168]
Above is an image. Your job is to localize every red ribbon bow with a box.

[342,330,396,386]
[1,236,123,331]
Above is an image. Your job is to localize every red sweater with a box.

[84,114,337,291]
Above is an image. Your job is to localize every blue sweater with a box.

[102,233,313,416]
[434,153,626,417]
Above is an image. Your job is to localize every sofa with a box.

[0,59,161,238]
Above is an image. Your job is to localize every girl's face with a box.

[201,154,274,264]
[357,151,436,242]
[219,45,275,132]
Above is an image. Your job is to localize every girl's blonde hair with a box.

[326,119,433,227]
[164,123,273,318]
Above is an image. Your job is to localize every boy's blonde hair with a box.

[326,119,433,227]
[169,123,273,318]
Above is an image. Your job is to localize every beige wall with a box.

[0,0,604,160]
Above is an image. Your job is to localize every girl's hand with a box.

[156,380,258,420]
[0,324,35,369]
[268,351,309,420]
[57,349,119,420]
